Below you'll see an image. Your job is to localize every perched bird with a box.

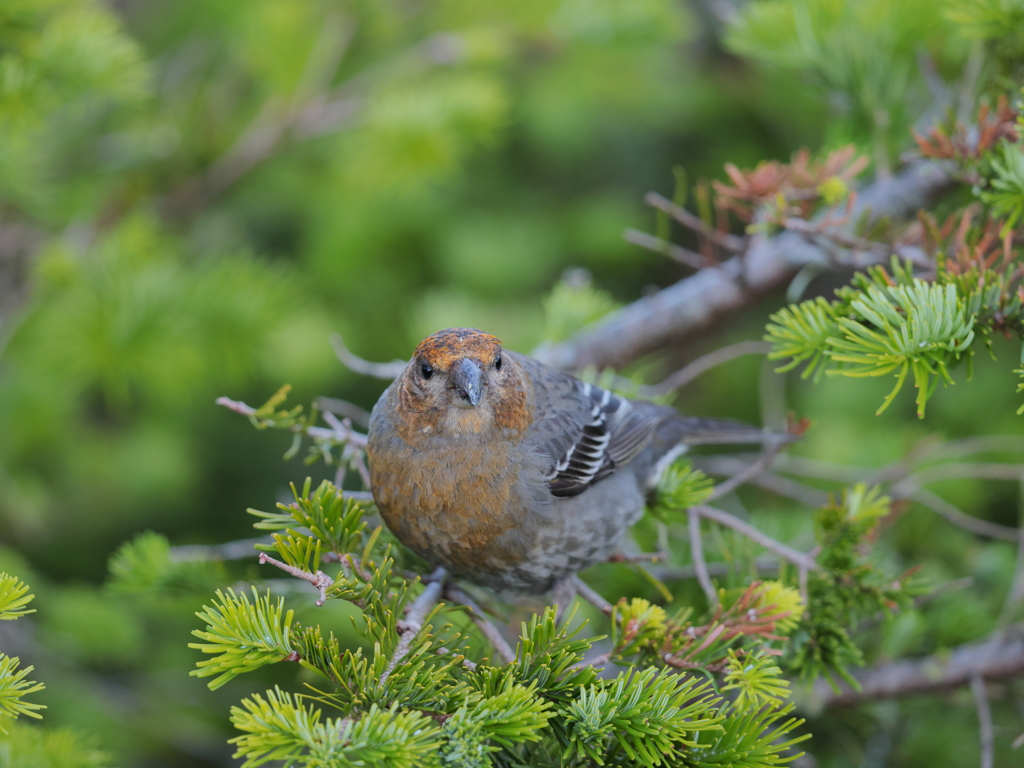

[367,328,780,595]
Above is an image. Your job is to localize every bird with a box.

[367,327,783,596]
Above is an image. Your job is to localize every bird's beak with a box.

[451,357,485,407]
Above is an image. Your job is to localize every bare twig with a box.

[651,556,780,582]
[694,505,819,571]
[645,192,746,253]
[972,674,995,768]
[258,552,334,606]
[607,551,667,564]
[705,441,787,502]
[623,228,706,269]
[811,623,1024,707]
[330,333,406,380]
[382,569,447,684]
[445,583,516,664]
[171,536,272,562]
[314,396,371,428]
[534,161,952,371]
[898,487,1020,542]
[572,576,612,616]
[641,340,772,397]
[216,395,368,449]
[689,509,718,608]
[695,455,830,507]
[322,411,373,487]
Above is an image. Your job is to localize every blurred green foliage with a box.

[2,0,1024,766]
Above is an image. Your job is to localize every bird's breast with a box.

[367,429,538,574]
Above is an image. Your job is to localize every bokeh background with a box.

[2,1,1022,766]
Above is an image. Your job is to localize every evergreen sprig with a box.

[0,655,46,733]
[561,668,722,767]
[190,588,295,690]
[0,573,44,734]
[767,264,977,416]
[784,485,921,688]
[229,687,443,768]
[190,481,819,766]
[0,574,35,620]
[650,461,716,519]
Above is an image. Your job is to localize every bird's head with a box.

[397,328,527,435]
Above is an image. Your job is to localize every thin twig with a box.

[216,395,369,449]
[705,440,786,502]
[644,192,746,253]
[171,536,272,562]
[607,551,667,564]
[689,509,718,608]
[972,674,995,768]
[898,487,1020,542]
[812,623,1024,707]
[572,576,612,616]
[258,552,334,606]
[382,570,447,684]
[694,505,819,571]
[641,340,772,396]
[330,333,406,380]
[651,557,780,582]
[623,228,706,269]
[314,396,371,428]
[534,162,951,371]
[444,583,516,664]
[695,455,829,507]
[322,411,373,487]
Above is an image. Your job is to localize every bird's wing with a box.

[513,352,661,498]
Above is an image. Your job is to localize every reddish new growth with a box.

[913,96,1019,174]
[712,145,869,221]
[658,582,793,673]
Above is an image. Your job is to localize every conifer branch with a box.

[382,570,446,684]
[216,395,369,449]
[444,584,516,664]
[534,161,952,370]
[811,623,1024,706]
[258,552,334,607]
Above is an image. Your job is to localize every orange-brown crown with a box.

[413,328,503,370]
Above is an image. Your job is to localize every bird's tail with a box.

[657,416,795,447]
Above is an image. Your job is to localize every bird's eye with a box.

[421,362,433,379]
[494,354,502,371]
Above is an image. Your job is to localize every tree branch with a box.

[689,510,718,608]
[331,333,406,380]
[444,583,516,664]
[972,674,995,768]
[623,228,706,269]
[641,340,772,396]
[693,505,819,571]
[258,552,334,606]
[382,568,447,684]
[811,624,1024,707]
[533,161,952,371]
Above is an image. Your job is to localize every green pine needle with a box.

[229,688,443,768]
[0,574,35,620]
[0,654,46,733]
[190,588,295,690]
